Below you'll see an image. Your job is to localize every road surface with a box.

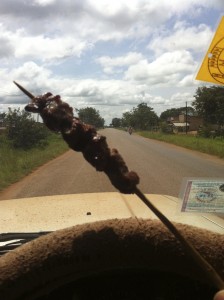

[0,128,224,200]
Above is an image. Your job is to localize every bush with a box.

[197,125,224,138]
[5,108,50,149]
[160,122,173,134]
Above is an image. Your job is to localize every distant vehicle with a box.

[128,126,133,134]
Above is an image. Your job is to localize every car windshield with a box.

[0,1,224,236]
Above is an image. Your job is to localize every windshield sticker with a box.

[196,16,224,85]
[180,179,224,213]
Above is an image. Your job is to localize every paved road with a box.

[0,128,224,200]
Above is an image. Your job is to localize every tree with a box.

[0,112,6,127]
[0,112,6,120]
[78,107,105,128]
[121,111,134,128]
[192,86,224,126]
[122,102,159,130]
[160,106,195,121]
[5,108,50,149]
[111,117,122,128]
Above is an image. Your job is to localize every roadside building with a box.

[167,114,203,133]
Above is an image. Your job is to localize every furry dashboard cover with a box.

[0,218,223,300]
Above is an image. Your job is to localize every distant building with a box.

[167,113,203,133]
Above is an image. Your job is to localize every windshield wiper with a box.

[0,232,51,256]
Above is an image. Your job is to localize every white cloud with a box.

[12,62,52,84]
[0,0,221,65]
[0,0,223,124]
[170,92,194,104]
[179,74,198,87]
[15,35,90,62]
[0,24,91,63]
[148,22,213,55]
[33,0,56,5]
[2,0,219,47]
[0,62,53,106]
[96,52,143,74]
[125,50,196,86]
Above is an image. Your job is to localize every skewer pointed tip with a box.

[13,81,35,99]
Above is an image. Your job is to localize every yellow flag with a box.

[196,16,224,85]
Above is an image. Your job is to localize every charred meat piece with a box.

[25,93,139,193]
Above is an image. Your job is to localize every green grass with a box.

[0,134,69,191]
[137,131,224,159]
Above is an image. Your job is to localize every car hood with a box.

[0,192,224,234]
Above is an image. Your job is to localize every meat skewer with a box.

[13,81,224,292]
[13,81,140,194]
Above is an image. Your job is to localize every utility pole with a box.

[185,101,188,134]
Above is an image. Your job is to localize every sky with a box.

[0,0,223,125]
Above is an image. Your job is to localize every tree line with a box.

[111,102,159,130]
[0,107,105,150]
[111,86,224,133]
[0,85,224,150]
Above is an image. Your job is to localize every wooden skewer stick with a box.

[13,81,35,100]
[135,187,224,290]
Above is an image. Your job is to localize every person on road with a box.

[128,126,133,135]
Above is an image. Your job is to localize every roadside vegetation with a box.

[136,131,224,159]
[0,106,105,192]
[0,134,68,190]
[0,133,68,191]
[110,85,224,159]
[0,109,68,191]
